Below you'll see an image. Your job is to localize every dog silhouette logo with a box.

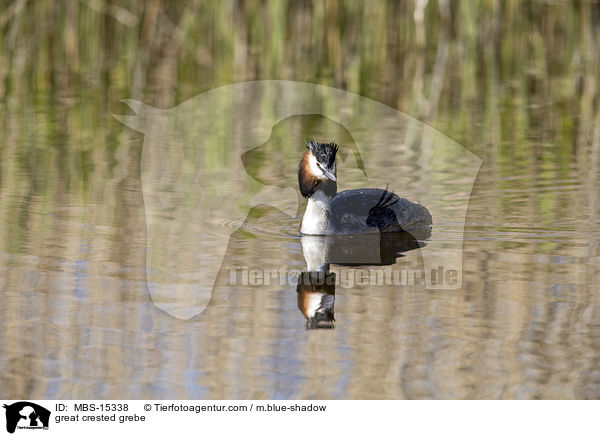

[3,402,50,433]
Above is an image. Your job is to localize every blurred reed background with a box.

[0,0,599,211]
[1,0,600,399]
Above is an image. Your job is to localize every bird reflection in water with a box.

[297,227,431,329]
[297,271,336,329]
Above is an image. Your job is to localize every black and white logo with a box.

[2,402,50,434]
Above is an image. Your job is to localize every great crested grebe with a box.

[298,140,432,235]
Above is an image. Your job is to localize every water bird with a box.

[298,140,432,235]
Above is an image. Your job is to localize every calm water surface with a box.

[1,1,599,399]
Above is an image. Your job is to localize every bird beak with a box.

[321,167,336,181]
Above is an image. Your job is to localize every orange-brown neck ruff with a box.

[298,151,321,198]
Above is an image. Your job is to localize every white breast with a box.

[300,190,335,235]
